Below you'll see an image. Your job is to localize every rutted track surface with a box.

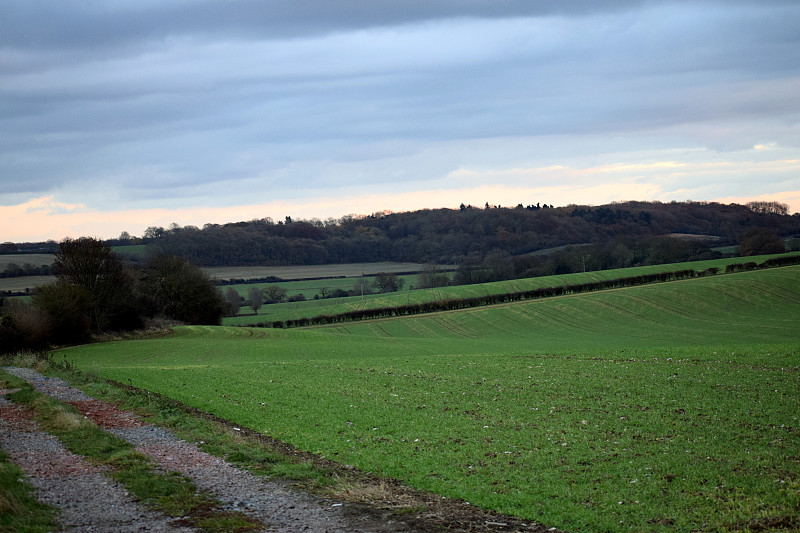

[1,367,428,533]
[0,390,196,532]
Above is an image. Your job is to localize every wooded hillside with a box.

[143,201,799,267]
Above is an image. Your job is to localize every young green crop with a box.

[56,266,800,532]
[223,252,799,326]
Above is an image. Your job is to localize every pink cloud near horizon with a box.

[3,185,797,244]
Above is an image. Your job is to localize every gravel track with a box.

[2,367,425,532]
[0,393,195,532]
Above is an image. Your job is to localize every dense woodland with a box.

[136,201,799,269]
[3,201,799,283]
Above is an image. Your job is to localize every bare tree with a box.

[351,276,371,298]
[417,263,449,289]
[262,285,288,303]
[225,287,241,316]
[248,286,264,314]
[373,272,404,293]
[746,201,789,216]
[54,237,137,330]
[738,227,785,256]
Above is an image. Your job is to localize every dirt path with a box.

[0,391,196,532]
[2,367,553,532]
[3,367,436,533]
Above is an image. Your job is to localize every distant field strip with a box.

[204,262,433,281]
[226,253,800,326]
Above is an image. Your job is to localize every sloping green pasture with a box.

[57,266,800,532]
[223,252,799,325]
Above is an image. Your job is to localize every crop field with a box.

[226,273,422,308]
[56,266,800,532]
[224,252,799,325]
[0,259,433,293]
[0,276,54,293]
[0,254,54,269]
[203,262,433,282]
[111,244,149,258]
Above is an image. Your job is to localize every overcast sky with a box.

[2,0,799,242]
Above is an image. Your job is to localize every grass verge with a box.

[0,450,59,533]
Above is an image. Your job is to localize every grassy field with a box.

[0,254,54,269]
[111,244,149,258]
[224,252,799,325]
[226,273,423,305]
[55,265,800,532]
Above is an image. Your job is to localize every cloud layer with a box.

[1,0,799,240]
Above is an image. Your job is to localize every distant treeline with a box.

[211,270,444,286]
[4,201,798,271]
[129,201,799,267]
[247,255,800,329]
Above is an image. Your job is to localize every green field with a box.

[0,254,54,269]
[224,253,799,325]
[225,273,422,308]
[56,265,800,532]
[111,244,149,258]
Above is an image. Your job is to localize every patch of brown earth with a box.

[0,402,37,430]
[71,398,145,428]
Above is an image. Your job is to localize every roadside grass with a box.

[53,266,800,532]
[0,370,262,533]
[0,449,59,533]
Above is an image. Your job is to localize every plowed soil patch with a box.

[70,399,145,428]
[0,402,37,430]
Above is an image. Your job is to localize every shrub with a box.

[1,300,51,350]
[142,254,228,325]
[32,281,93,344]
[738,228,785,256]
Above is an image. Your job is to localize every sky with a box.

[2,0,800,242]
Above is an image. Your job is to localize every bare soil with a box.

[202,262,433,282]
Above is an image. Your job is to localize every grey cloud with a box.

[1,0,655,50]
[1,0,799,209]
[12,0,797,52]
